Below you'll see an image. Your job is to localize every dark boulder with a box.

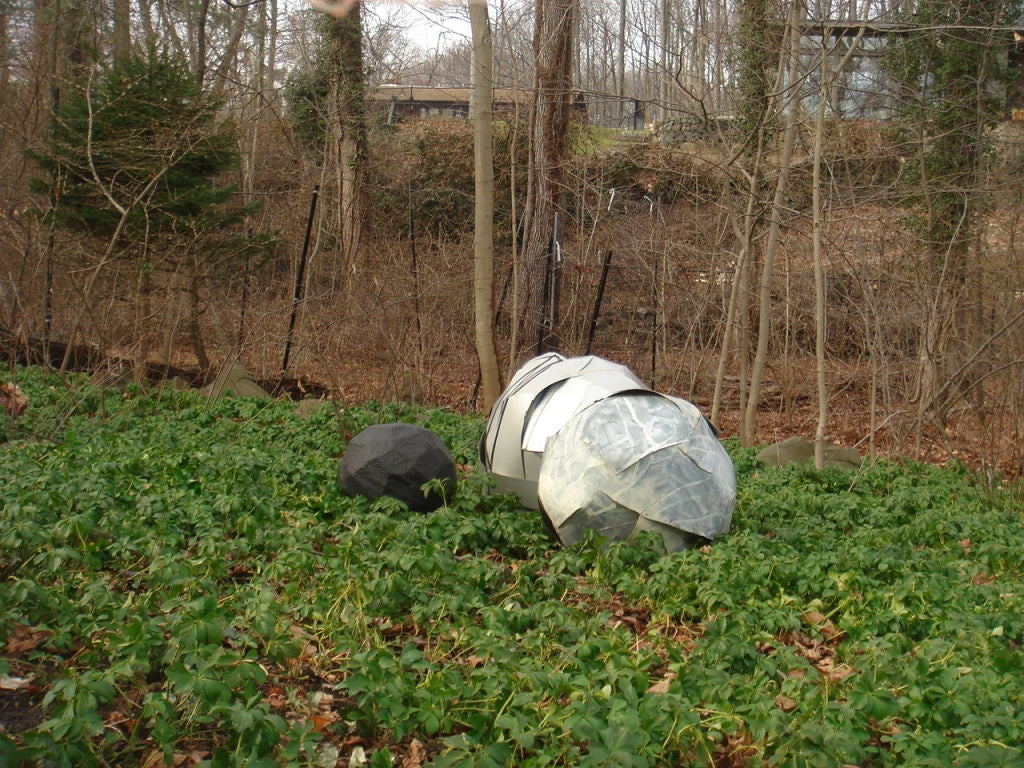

[338,423,457,512]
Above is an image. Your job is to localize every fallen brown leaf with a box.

[310,713,338,732]
[0,675,33,691]
[6,624,52,655]
[171,751,207,766]
[401,738,428,768]
[802,611,843,641]
[264,686,287,710]
[801,610,827,626]
[775,694,798,712]
[1,382,27,418]
[822,662,857,683]
[313,691,336,710]
[646,671,677,694]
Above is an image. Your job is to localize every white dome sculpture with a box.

[480,354,735,551]
[479,353,648,509]
[537,392,735,552]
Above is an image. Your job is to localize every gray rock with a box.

[200,362,270,400]
[338,423,457,512]
[161,376,191,391]
[294,399,331,419]
[758,436,861,470]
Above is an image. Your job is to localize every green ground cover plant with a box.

[1,366,1022,767]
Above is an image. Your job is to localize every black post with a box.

[494,262,513,328]
[585,250,613,355]
[537,238,553,355]
[650,251,658,388]
[550,212,562,349]
[408,180,423,360]
[536,213,562,355]
[44,225,54,367]
[281,184,319,375]
[238,232,251,350]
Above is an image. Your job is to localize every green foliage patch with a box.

[31,49,257,241]
[1,366,1022,767]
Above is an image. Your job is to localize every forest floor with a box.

[258,331,1018,483]
[14,273,1012,481]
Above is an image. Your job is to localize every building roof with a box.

[370,85,531,104]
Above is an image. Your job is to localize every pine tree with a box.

[30,48,261,256]
[29,48,269,376]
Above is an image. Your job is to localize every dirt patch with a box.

[0,685,45,735]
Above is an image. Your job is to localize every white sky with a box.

[365,1,472,51]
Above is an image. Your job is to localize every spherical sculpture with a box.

[479,352,647,509]
[481,353,736,552]
[537,392,735,552]
[338,423,457,512]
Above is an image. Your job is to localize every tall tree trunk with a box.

[722,0,788,437]
[616,0,626,120]
[267,0,278,101]
[811,26,864,466]
[327,2,367,270]
[519,0,574,361]
[470,1,501,409]
[712,175,759,426]
[209,4,249,93]
[658,0,670,122]
[736,0,781,141]
[187,274,210,374]
[742,0,801,445]
[194,0,210,85]
[139,0,155,47]
[811,43,829,469]
[112,0,130,59]
[0,0,10,103]
[134,261,152,384]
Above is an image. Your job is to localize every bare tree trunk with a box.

[187,274,210,373]
[156,0,186,61]
[811,54,828,469]
[519,0,574,360]
[742,0,802,445]
[470,0,501,409]
[161,265,185,374]
[712,177,758,426]
[694,0,708,103]
[134,262,152,384]
[267,0,278,100]
[327,1,367,268]
[138,0,155,46]
[112,0,130,59]
[194,0,210,85]
[209,4,249,93]
[811,25,864,466]
[617,0,626,122]
[1,1,11,104]
[658,0,670,122]
[507,104,522,376]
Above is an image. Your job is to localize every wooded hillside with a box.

[2,0,1024,476]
